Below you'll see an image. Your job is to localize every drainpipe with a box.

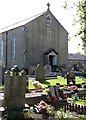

[6,31,8,68]
[23,25,28,73]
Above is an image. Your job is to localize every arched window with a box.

[46,15,52,29]
[12,36,16,58]
[0,40,4,59]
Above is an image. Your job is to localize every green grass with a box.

[79,115,86,119]
[29,81,36,89]
[28,76,86,89]
[75,99,86,105]
[0,76,85,89]
[75,77,86,84]
[0,86,4,88]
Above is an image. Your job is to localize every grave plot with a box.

[44,64,57,79]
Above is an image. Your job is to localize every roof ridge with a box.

[0,11,46,33]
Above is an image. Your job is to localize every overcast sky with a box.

[0,0,84,54]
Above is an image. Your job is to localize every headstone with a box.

[4,65,27,110]
[29,66,36,75]
[35,64,45,81]
[67,72,75,85]
[44,64,52,76]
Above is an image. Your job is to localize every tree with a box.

[63,0,86,50]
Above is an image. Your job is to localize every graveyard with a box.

[0,64,86,119]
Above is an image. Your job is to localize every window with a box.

[46,15,52,29]
[12,36,16,58]
[0,40,4,59]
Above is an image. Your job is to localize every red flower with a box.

[52,96,58,102]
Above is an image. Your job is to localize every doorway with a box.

[49,55,53,66]
[44,48,58,66]
[49,55,56,66]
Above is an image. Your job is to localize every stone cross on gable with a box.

[47,3,50,11]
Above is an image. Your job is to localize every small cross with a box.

[47,3,50,11]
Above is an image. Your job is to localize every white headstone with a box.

[44,64,52,76]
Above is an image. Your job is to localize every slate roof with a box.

[0,11,46,33]
[69,53,86,61]
[44,48,58,55]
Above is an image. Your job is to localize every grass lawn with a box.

[79,115,86,119]
[0,76,85,89]
[75,99,86,105]
[0,86,4,88]
[28,76,86,89]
